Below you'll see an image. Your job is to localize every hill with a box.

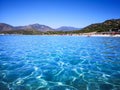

[15,24,54,32]
[78,19,120,33]
[0,23,54,32]
[0,23,14,31]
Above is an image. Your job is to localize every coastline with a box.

[80,34,120,37]
[0,33,120,37]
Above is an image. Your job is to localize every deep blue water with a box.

[0,35,120,90]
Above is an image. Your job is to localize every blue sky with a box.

[0,0,120,28]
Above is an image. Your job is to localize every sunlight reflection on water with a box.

[0,35,120,90]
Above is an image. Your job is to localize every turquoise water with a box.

[0,35,120,90]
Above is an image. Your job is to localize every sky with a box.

[0,0,120,28]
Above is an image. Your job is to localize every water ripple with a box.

[0,36,120,90]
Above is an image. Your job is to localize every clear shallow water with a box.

[0,35,120,90]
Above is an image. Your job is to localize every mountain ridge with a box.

[80,19,120,33]
[0,23,54,32]
[0,23,81,32]
[0,23,14,31]
[0,18,120,34]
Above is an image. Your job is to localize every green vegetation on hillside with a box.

[0,30,43,35]
[81,19,120,32]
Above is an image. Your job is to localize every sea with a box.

[0,35,120,90]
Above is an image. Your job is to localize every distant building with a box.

[102,28,120,34]
[109,28,120,32]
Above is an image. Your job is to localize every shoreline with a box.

[80,34,120,37]
[0,34,120,37]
